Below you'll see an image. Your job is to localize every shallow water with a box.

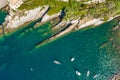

[0,12,120,80]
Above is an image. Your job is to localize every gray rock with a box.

[0,0,8,9]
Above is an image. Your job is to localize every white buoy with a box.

[71,57,75,62]
[93,74,98,78]
[87,70,90,77]
[53,60,61,65]
[76,71,81,76]
[30,67,34,71]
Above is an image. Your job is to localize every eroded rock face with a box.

[8,0,23,10]
[0,0,8,9]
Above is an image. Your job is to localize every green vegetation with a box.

[19,0,68,14]
[19,0,120,20]
[113,0,120,15]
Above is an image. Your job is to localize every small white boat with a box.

[71,57,75,62]
[76,71,81,76]
[87,70,90,77]
[53,60,61,65]
[93,74,98,78]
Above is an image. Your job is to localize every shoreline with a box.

[0,5,120,42]
[2,8,120,30]
[5,5,50,29]
[30,15,120,49]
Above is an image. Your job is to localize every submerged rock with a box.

[111,73,120,80]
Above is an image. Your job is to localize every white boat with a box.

[76,71,81,76]
[71,57,75,62]
[87,70,90,77]
[93,74,98,78]
[53,60,61,65]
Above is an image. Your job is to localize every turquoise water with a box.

[0,12,120,80]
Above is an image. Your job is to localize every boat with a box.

[76,71,81,76]
[53,60,61,65]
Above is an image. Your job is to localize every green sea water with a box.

[0,11,120,80]
[0,11,7,25]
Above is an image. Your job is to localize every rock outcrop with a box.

[0,0,8,9]
[111,73,120,80]
[5,5,50,29]
[8,0,23,10]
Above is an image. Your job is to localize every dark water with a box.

[0,11,7,25]
[0,11,120,80]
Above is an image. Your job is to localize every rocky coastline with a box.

[0,0,120,47]
[0,1,120,79]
